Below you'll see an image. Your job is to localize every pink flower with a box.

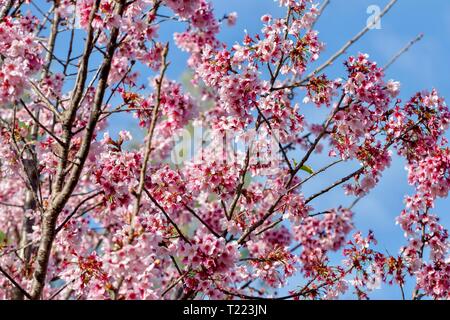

[386,80,401,98]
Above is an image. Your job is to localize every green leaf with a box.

[300,165,314,175]
[0,230,6,244]
[240,248,250,259]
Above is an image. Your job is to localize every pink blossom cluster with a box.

[0,16,43,103]
[294,208,354,273]
[0,0,449,301]
[92,133,142,209]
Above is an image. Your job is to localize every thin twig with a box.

[383,33,424,71]
[304,167,365,204]
[309,0,331,30]
[19,99,64,146]
[144,189,191,244]
[0,266,32,300]
[184,204,221,238]
[55,191,103,234]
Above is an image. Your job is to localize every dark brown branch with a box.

[287,159,343,194]
[383,33,424,71]
[0,0,14,19]
[184,204,221,238]
[0,266,32,300]
[130,44,169,223]
[0,201,23,208]
[255,105,293,172]
[161,272,188,297]
[272,0,398,91]
[302,0,398,82]
[227,148,251,220]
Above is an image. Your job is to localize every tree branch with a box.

[383,33,424,71]
[0,266,32,300]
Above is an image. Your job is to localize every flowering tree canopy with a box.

[0,0,449,300]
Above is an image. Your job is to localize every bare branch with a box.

[129,45,169,231]
[309,0,331,31]
[304,167,365,204]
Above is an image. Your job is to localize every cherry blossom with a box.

[0,0,448,301]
